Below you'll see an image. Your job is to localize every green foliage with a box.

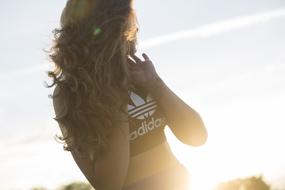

[215,175,271,190]
[58,182,94,190]
[30,182,94,190]
[31,187,47,190]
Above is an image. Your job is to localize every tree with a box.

[215,175,271,190]
[31,187,47,190]
[58,182,94,190]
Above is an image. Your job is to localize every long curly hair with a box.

[47,0,138,161]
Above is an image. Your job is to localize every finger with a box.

[130,54,142,64]
[127,57,137,66]
[127,58,140,71]
[142,53,150,61]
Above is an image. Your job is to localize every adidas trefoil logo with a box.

[128,91,157,120]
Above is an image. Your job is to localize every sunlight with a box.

[164,91,285,190]
[165,126,249,190]
[165,127,220,190]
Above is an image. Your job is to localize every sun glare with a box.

[165,126,261,190]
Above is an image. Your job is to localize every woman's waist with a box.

[124,142,183,186]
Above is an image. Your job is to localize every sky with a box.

[0,0,285,190]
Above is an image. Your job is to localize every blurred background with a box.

[0,0,284,190]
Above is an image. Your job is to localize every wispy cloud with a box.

[1,8,285,77]
[140,8,285,48]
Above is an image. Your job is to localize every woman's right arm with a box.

[53,86,130,190]
[71,121,129,190]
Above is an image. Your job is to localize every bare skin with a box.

[123,53,207,187]
[53,87,130,190]
[127,53,207,146]
[53,53,207,190]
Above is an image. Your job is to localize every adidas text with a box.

[129,117,166,140]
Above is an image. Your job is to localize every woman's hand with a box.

[127,53,207,146]
[127,53,160,90]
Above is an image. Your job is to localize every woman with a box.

[48,0,207,189]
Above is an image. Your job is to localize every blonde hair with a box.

[47,0,138,161]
